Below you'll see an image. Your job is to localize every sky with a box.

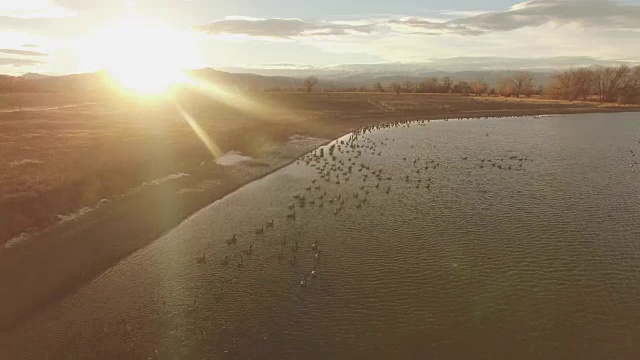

[2,0,640,75]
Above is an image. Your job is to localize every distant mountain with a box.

[351,71,553,89]
[0,68,556,93]
[216,63,440,79]
[189,68,302,90]
[20,73,49,80]
[216,56,639,87]
[3,57,636,93]
[214,65,555,88]
[0,68,305,93]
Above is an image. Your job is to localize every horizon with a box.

[2,0,640,77]
[5,56,640,79]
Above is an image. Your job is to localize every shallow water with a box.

[3,113,640,359]
[216,151,254,166]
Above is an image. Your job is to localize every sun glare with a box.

[83,16,198,95]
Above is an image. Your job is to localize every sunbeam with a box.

[176,104,223,159]
[181,76,293,121]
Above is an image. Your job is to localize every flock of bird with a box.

[194,118,536,294]
[629,144,638,172]
[115,114,638,359]
[140,116,547,358]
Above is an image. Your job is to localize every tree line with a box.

[292,68,640,104]
[547,66,640,104]
[383,72,542,97]
[5,68,638,104]
[385,77,473,95]
[267,73,542,97]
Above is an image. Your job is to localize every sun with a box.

[83,16,198,95]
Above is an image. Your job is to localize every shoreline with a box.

[0,135,331,333]
[1,97,639,333]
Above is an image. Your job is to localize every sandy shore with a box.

[1,92,639,333]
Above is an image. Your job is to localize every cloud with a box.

[195,17,375,38]
[390,0,640,35]
[423,56,638,70]
[22,44,39,47]
[0,0,76,19]
[388,18,485,36]
[258,63,318,69]
[0,57,42,66]
[196,1,640,41]
[0,48,48,56]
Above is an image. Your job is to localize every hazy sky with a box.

[2,0,640,75]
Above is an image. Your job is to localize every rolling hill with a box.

[0,66,561,93]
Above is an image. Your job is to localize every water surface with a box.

[3,113,640,359]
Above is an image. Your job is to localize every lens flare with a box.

[82,16,199,95]
[176,104,223,159]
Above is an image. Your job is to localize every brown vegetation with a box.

[386,76,474,95]
[498,71,535,98]
[303,76,319,93]
[548,65,640,104]
[471,75,489,96]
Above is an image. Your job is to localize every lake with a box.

[3,112,640,359]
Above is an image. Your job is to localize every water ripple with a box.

[3,113,640,359]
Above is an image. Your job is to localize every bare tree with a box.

[593,67,609,101]
[471,75,488,96]
[304,76,319,93]
[506,71,534,98]
[390,82,402,94]
[547,65,640,104]
[373,82,384,92]
[609,66,630,102]
[593,66,630,102]
[402,81,415,93]
[573,68,594,100]
[549,68,594,101]
[441,77,452,93]
[620,66,640,104]
[497,77,515,97]
[452,81,472,95]
[548,71,570,100]
[419,77,440,93]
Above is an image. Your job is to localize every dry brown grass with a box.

[0,92,108,111]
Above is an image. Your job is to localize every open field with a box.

[1,91,638,332]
